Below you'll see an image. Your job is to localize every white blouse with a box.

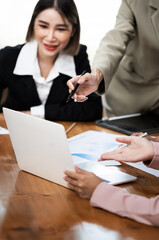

[13,40,76,118]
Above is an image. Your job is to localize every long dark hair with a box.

[26,0,80,55]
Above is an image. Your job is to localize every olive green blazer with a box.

[93,0,159,115]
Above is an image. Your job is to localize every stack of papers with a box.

[125,162,159,177]
[68,130,121,166]
[0,126,9,135]
[68,130,159,177]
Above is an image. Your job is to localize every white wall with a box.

[0,0,38,47]
[74,0,121,63]
[0,0,121,64]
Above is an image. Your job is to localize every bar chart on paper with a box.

[68,130,121,166]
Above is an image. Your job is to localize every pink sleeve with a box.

[147,142,159,169]
[90,182,159,226]
[90,142,159,226]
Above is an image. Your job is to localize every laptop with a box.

[3,107,136,187]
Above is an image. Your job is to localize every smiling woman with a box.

[29,8,75,79]
[0,0,121,64]
[0,0,102,121]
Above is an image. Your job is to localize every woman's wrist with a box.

[92,68,103,85]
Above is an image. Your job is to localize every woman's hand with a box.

[99,136,154,163]
[22,110,31,115]
[66,69,103,102]
[131,132,159,142]
[64,166,103,199]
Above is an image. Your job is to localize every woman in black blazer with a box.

[0,0,102,121]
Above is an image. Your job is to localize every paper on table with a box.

[68,130,159,176]
[68,130,121,166]
[0,126,9,135]
[125,162,159,177]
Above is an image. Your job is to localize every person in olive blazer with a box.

[67,0,159,117]
[0,0,102,122]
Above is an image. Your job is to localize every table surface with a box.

[0,114,159,240]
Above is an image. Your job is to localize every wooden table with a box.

[0,114,159,240]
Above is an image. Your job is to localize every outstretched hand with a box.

[99,136,154,163]
[64,166,103,199]
[131,132,159,142]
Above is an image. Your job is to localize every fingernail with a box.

[81,97,87,101]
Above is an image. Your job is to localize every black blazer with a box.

[0,44,102,121]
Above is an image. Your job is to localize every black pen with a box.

[66,70,87,103]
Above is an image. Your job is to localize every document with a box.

[125,162,159,177]
[68,130,121,166]
[0,126,9,135]
[68,130,159,177]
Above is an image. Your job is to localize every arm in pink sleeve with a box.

[90,182,159,226]
[90,151,159,226]
[144,142,159,169]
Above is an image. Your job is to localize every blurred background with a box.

[0,0,121,65]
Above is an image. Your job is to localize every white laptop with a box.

[3,108,136,188]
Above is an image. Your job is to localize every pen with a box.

[66,70,87,103]
[116,132,148,150]
[65,122,76,134]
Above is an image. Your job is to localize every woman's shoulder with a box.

[0,44,25,71]
[0,44,24,59]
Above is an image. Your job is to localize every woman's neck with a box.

[37,50,58,79]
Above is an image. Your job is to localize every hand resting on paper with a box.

[98,136,154,163]
[64,133,159,227]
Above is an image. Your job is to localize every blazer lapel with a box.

[46,74,69,103]
[150,0,159,40]
[14,75,41,103]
